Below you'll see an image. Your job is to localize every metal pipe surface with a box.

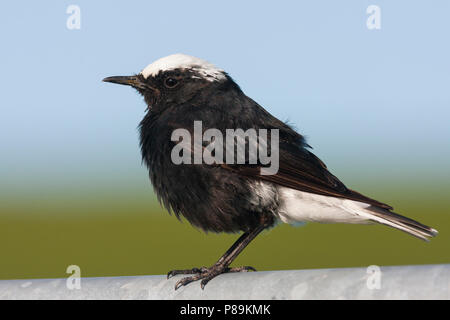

[0,264,448,300]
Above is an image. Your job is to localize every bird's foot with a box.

[167,265,256,290]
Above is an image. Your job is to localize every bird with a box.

[103,53,438,290]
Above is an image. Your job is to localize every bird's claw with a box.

[174,275,202,290]
[167,266,207,279]
[169,265,257,290]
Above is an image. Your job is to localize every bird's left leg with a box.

[167,224,265,290]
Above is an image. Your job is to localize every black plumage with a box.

[103,54,437,290]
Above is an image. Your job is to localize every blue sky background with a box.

[1,0,449,199]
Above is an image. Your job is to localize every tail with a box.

[365,206,438,241]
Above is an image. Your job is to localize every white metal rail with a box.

[0,264,448,299]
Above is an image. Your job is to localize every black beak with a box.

[103,75,148,90]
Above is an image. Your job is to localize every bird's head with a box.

[103,54,236,111]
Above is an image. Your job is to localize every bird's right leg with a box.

[167,225,264,289]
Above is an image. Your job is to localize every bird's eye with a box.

[164,77,179,88]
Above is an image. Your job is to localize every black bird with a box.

[103,54,438,290]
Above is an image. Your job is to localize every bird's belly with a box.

[277,186,372,224]
[148,163,278,232]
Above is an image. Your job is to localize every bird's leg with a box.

[167,225,265,290]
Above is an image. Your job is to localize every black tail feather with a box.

[367,206,438,241]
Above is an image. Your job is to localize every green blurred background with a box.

[1,173,449,280]
[1,1,449,279]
